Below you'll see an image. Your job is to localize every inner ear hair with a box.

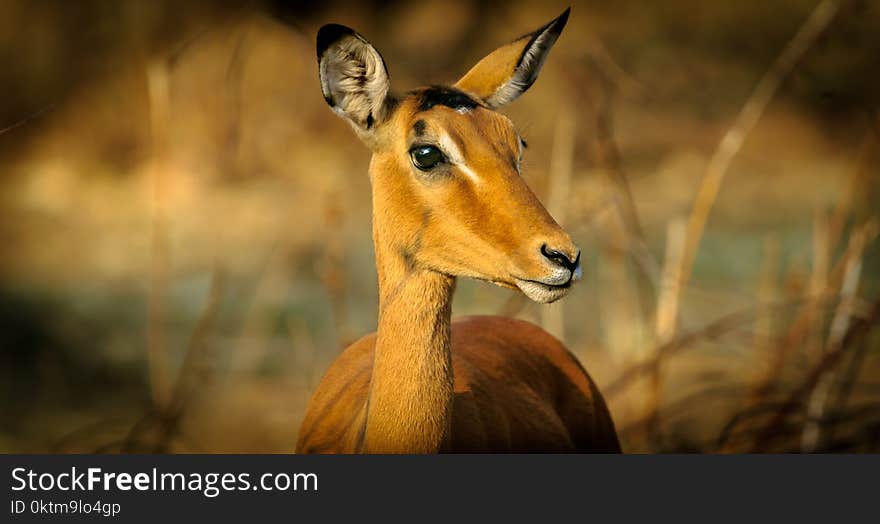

[317,24,393,133]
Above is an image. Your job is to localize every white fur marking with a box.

[438,132,480,184]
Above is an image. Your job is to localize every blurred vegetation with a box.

[1,0,878,453]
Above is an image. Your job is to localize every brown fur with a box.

[299,10,621,453]
[454,38,522,105]
[297,316,620,453]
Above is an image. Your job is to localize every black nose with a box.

[541,244,580,271]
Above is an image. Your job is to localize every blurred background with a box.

[1,0,878,453]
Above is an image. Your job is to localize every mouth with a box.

[514,277,573,304]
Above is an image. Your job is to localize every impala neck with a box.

[362,223,456,453]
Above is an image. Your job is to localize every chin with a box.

[514,279,572,304]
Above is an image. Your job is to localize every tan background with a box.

[1,0,878,452]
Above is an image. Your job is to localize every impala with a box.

[296,8,620,453]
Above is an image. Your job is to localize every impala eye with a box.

[410,145,446,171]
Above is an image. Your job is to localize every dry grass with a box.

[1,0,878,453]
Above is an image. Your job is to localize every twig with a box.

[752,236,781,362]
[805,211,830,361]
[716,402,798,451]
[751,297,880,452]
[50,418,129,453]
[748,218,877,403]
[827,130,875,251]
[167,268,226,419]
[0,105,55,137]
[644,218,686,441]
[583,58,660,288]
[826,334,871,445]
[146,57,172,412]
[605,295,839,401]
[563,48,660,296]
[619,383,747,441]
[801,221,873,451]
[124,268,226,452]
[678,0,845,289]
[541,110,576,340]
[604,305,759,398]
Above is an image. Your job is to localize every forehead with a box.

[416,86,481,112]
[396,86,519,145]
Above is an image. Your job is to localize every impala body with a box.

[296,8,621,453]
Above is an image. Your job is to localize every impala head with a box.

[317,8,580,303]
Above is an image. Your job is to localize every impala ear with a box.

[317,24,393,139]
[454,8,570,108]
